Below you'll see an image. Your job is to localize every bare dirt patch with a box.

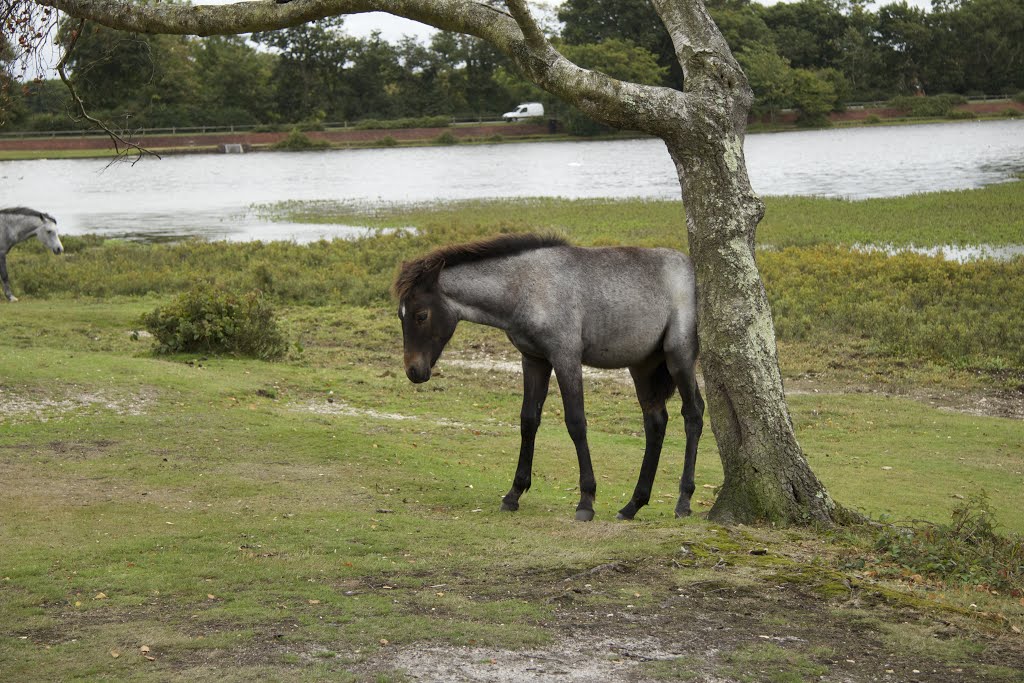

[379,635,697,683]
[0,384,156,423]
[357,561,1024,683]
[13,531,1024,682]
[785,378,1024,421]
[293,397,481,429]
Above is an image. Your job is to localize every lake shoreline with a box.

[2,99,1021,161]
[4,120,1022,242]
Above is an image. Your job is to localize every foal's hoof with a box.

[499,501,519,512]
[674,507,692,519]
[575,509,595,522]
[616,502,639,521]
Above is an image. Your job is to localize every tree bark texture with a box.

[34,0,851,525]
[669,140,840,524]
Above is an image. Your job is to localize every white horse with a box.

[0,207,64,302]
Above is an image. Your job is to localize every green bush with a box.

[433,131,458,145]
[1003,108,1022,118]
[947,110,976,120]
[377,135,399,147]
[141,288,289,359]
[864,114,882,124]
[872,493,1023,593]
[271,129,331,151]
[295,120,326,132]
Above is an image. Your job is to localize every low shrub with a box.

[434,131,459,145]
[377,136,399,147]
[271,129,331,151]
[871,493,1023,593]
[947,110,976,120]
[295,117,326,132]
[761,246,1024,368]
[1003,108,1022,118]
[864,114,882,124]
[141,288,290,359]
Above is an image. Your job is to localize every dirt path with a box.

[361,558,1024,682]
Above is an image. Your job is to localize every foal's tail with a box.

[650,362,677,404]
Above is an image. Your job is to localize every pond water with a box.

[1,119,1022,245]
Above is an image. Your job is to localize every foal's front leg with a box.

[0,253,17,302]
[554,362,597,521]
[501,355,552,512]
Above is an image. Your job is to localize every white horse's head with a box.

[34,214,63,255]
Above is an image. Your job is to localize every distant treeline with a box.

[2,0,1022,133]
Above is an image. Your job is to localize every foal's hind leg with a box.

[501,355,552,512]
[617,364,673,520]
[668,353,704,518]
[0,253,17,302]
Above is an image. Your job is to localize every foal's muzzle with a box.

[404,353,432,384]
[406,364,431,383]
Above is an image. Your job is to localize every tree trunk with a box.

[639,0,853,526]
[665,119,844,525]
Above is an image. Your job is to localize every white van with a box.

[502,102,545,122]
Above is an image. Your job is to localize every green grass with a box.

[259,178,1024,248]
[0,148,128,160]
[760,183,1024,247]
[2,188,1023,679]
[7,180,1024,376]
[721,643,829,683]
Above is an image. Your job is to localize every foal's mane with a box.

[393,233,568,300]
[1,207,56,224]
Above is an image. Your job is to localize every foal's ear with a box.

[422,259,445,288]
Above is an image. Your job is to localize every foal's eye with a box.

[415,311,429,324]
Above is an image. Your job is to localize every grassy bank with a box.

[2,187,1023,681]
[10,181,1024,374]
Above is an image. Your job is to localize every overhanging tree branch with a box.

[649,0,752,131]
[34,0,695,137]
[56,17,159,164]
[503,0,544,50]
